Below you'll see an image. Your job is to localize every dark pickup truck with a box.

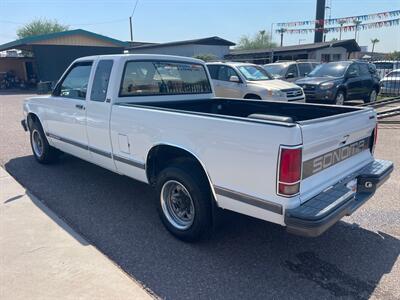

[296,61,380,105]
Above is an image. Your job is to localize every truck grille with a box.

[300,84,317,100]
[282,88,304,98]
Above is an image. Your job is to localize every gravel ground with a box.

[1,93,399,300]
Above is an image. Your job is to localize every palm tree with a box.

[353,20,362,42]
[371,38,380,54]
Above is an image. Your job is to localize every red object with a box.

[278,147,302,196]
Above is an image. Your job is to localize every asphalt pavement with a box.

[1,93,399,300]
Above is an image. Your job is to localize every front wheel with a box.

[365,89,378,103]
[334,90,345,105]
[156,162,213,242]
[30,120,60,164]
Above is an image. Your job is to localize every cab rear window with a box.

[119,61,212,97]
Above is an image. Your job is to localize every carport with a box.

[0,29,127,85]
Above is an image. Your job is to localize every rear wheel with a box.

[365,89,378,103]
[156,161,213,242]
[334,90,345,105]
[29,120,59,164]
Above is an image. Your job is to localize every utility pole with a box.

[129,0,140,42]
[277,28,286,47]
[314,0,326,43]
[129,16,133,42]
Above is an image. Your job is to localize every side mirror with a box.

[286,72,295,79]
[229,75,240,83]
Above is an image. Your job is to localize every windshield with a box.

[308,62,349,78]
[386,71,400,78]
[263,64,287,77]
[237,65,273,81]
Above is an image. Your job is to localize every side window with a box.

[119,61,212,96]
[207,65,220,80]
[286,64,299,77]
[298,63,312,76]
[359,64,370,76]
[91,60,113,102]
[347,64,360,77]
[54,62,92,100]
[217,66,239,81]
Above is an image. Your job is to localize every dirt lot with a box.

[1,93,399,300]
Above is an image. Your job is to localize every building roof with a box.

[0,29,128,52]
[128,36,235,50]
[227,39,360,57]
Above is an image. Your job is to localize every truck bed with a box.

[119,98,363,124]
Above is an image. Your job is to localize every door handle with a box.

[75,104,85,110]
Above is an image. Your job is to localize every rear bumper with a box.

[284,159,394,237]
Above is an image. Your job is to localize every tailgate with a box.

[299,108,376,203]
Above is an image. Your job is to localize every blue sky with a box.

[0,0,399,52]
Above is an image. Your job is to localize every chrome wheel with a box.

[336,92,345,105]
[370,90,377,103]
[32,129,44,157]
[160,180,195,230]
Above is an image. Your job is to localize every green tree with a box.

[386,51,400,60]
[17,19,69,39]
[193,53,218,62]
[236,30,277,50]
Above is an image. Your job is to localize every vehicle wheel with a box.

[334,90,345,105]
[156,161,213,242]
[29,120,59,164]
[365,89,378,103]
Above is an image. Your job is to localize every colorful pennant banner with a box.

[276,18,400,34]
[276,9,400,28]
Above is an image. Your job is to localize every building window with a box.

[321,54,331,63]
[332,54,341,61]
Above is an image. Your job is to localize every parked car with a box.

[372,60,400,79]
[206,62,305,102]
[22,54,393,241]
[296,61,380,105]
[380,69,400,96]
[263,61,319,82]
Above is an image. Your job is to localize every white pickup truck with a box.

[22,54,393,241]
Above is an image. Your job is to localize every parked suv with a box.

[206,62,305,102]
[295,61,380,105]
[263,61,319,82]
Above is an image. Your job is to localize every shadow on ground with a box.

[4,155,399,300]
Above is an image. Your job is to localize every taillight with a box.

[278,147,302,197]
[370,124,378,154]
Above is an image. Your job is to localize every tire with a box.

[334,90,346,105]
[156,161,213,242]
[29,120,59,164]
[364,89,378,103]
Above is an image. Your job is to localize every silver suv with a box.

[263,61,319,82]
[206,62,305,102]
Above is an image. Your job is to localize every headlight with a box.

[268,89,286,97]
[319,82,335,90]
